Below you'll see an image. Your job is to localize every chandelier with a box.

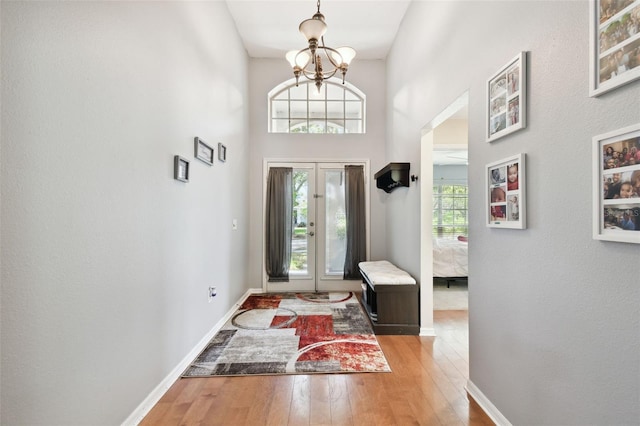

[286,0,356,92]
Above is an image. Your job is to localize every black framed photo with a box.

[589,0,640,97]
[218,143,227,162]
[194,137,214,166]
[174,155,190,182]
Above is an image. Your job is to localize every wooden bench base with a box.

[359,263,419,335]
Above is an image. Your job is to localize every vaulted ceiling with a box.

[225,0,412,60]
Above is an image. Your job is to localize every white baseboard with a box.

[419,327,436,336]
[465,380,512,426]
[122,287,262,426]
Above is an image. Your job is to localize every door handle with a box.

[308,231,315,236]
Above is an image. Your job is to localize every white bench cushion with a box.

[359,260,416,285]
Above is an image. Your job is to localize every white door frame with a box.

[262,158,371,292]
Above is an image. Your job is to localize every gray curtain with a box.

[343,165,366,279]
[265,167,293,282]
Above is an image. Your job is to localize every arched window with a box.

[268,78,366,134]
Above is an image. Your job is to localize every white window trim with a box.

[433,181,469,239]
[267,77,366,134]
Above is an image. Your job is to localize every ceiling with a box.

[225,0,412,60]
[432,150,468,166]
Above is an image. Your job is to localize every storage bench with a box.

[359,260,419,335]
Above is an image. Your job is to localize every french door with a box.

[265,161,367,292]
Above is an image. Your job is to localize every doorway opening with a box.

[432,118,468,311]
[419,91,469,336]
[263,160,369,293]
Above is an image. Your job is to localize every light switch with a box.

[232,219,238,230]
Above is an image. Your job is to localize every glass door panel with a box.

[322,170,346,275]
[290,169,311,277]
[316,164,358,291]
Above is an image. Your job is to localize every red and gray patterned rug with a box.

[182,292,391,377]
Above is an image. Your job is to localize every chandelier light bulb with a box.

[299,17,327,42]
[285,50,299,68]
[296,51,311,68]
[285,50,311,68]
[336,47,356,65]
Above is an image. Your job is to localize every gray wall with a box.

[387,1,639,423]
[1,2,250,424]
[247,58,389,285]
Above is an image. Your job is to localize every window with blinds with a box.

[433,184,468,238]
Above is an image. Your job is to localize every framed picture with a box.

[486,52,527,142]
[486,153,526,229]
[218,143,227,162]
[174,155,190,182]
[194,137,214,166]
[589,0,640,97]
[592,123,640,243]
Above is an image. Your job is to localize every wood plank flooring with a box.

[140,310,492,425]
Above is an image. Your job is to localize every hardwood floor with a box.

[140,310,492,425]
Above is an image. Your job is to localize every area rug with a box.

[182,292,391,377]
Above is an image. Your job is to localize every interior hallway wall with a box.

[386,1,639,423]
[1,2,250,424]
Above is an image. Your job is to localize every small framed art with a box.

[486,52,527,142]
[194,137,214,166]
[592,123,640,243]
[174,155,190,182]
[589,0,640,97]
[486,153,526,229]
[218,143,227,162]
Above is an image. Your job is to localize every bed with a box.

[433,237,468,285]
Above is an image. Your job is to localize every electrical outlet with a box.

[208,287,217,302]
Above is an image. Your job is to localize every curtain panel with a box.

[343,165,366,279]
[265,167,293,282]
